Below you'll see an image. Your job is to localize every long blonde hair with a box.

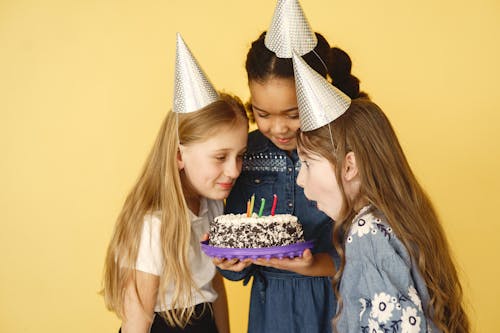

[102,93,247,327]
[297,98,469,333]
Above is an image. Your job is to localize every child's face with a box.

[297,149,344,221]
[179,121,248,200]
[249,77,300,152]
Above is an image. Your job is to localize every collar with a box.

[188,197,208,222]
[247,130,300,163]
[352,204,374,222]
[247,130,272,153]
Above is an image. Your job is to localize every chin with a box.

[276,141,297,149]
[213,191,231,200]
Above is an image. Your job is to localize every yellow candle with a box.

[249,194,255,216]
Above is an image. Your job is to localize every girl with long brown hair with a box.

[293,54,469,332]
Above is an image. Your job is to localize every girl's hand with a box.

[212,257,252,272]
[202,233,252,272]
[252,248,314,272]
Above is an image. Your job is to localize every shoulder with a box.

[140,211,162,240]
[143,211,162,229]
[346,207,410,266]
[246,130,271,153]
[347,207,393,243]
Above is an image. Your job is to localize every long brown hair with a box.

[102,93,247,327]
[297,98,469,333]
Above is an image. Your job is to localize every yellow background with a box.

[1,0,499,332]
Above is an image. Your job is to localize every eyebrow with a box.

[212,147,248,154]
[298,150,320,160]
[252,104,299,113]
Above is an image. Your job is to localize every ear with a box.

[177,145,185,170]
[343,151,358,182]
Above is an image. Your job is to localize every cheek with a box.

[254,116,270,132]
[189,159,219,181]
[287,119,301,133]
[304,174,323,198]
[317,173,340,201]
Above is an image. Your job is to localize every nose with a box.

[296,165,305,188]
[272,117,288,135]
[225,157,241,179]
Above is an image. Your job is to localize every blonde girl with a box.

[102,92,248,333]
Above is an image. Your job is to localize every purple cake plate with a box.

[200,240,314,260]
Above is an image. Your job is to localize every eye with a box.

[215,155,226,161]
[287,113,299,119]
[256,112,269,119]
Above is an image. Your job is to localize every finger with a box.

[218,258,237,266]
[301,249,313,263]
[253,258,270,267]
[302,248,312,258]
[212,257,225,265]
[233,261,252,271]
[200,233,209,242]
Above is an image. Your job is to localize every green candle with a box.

[258,198,266,217]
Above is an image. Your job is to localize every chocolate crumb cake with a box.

[209,213,305,248]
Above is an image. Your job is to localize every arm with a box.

[252,249,336,277]
[349,216,428,332]
[121,270,159,333]
[356,255,428,332]
[211,272,230,333]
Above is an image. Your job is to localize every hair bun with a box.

[329,47,352,82]
[328,47,366,99]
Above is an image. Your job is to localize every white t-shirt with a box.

[135,198,222,311]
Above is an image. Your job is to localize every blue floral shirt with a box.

[337,205,440,333]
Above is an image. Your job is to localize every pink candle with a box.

[271,194,277,216]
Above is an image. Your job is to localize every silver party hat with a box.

[264,0,317,58]
[292,53,351,131]
[173,33,219,113]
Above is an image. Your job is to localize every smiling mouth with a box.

[218,183,233,190]
[276,137,293,143]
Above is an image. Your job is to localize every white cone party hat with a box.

[264,0,317,58]
[292,53,351,131]
[173,33,219,113]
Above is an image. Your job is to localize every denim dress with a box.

[222,130,337,333]
[337,205,440,333]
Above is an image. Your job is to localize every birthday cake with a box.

[208,213,305,248]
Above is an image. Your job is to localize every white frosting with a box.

[214,213,299,225]
[209,213,304,248]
